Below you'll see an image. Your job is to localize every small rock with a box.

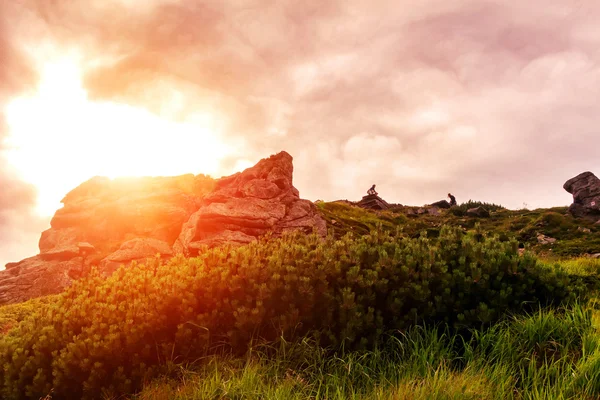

[578,227,592,233]
[331,219,337,225]
[591,253,600,259]
[427,207,440,216]
[77,242,96,254]
[466,206,490,218]
[537,234,557,245]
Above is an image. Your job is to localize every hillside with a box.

[0,153,599,399]
[317,200,600,257]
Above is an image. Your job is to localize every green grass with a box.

[317,201,600,256]
[0,296,56,334]
[3,201,600,399]
[130,303,600,400]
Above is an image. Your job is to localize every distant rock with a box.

[430,200,451,209]
[466,206,490,218]
[564,172,600,219]
[537,234,557,245]
[357,194,390,210]
[578,227,591,234]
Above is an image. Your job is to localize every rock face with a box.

[357,194,390,210]
[0,151,326,305]
[564,172,600,219]
[174,152,326,256]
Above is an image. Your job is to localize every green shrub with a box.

[0,226,586,399]
[449,200,505,217]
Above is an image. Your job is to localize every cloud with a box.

[2,0,600,265]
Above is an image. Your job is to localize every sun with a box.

[4,59,234,217]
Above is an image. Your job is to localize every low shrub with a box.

[0,226,586,399]
[449,200,505,217]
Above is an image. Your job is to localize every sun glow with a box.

[4,59,234,217]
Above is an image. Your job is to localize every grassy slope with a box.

[130,202,600,400]
[134,300,600,400]
[2,201,600,399]
[317,201,600,257]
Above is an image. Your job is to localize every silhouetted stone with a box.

[357,194,390,210]
[430,200,451,209]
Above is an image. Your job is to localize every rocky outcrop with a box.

[564,172,600,219]
[0,151,326,305]
[0,256,81,305]
[357,194,390,210]
[174,152,326,256]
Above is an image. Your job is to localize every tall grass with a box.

[132,304,600,400]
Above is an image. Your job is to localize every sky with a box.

[0,0,599,267]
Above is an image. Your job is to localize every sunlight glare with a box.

[4,59,233,217]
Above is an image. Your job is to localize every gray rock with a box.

[537,234,557,245]
[564,171,600,219]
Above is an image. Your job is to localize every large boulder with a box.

[174,152,326,256]
[564,172,600,219]
[0,151,326,305]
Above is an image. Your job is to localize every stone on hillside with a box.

[174,152,326,256]
[578,227,591,233]
[537,234,557,245]
[427,207,441,216]
[564,172,600,219]
[591,253,600,259]
[357,194,390,210]
[466,206,490,218]
[430,200,451,209]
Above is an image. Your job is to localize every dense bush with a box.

[0,226,585,399]
[449,200,505,216]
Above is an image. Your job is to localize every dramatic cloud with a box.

[1,0,599,266]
